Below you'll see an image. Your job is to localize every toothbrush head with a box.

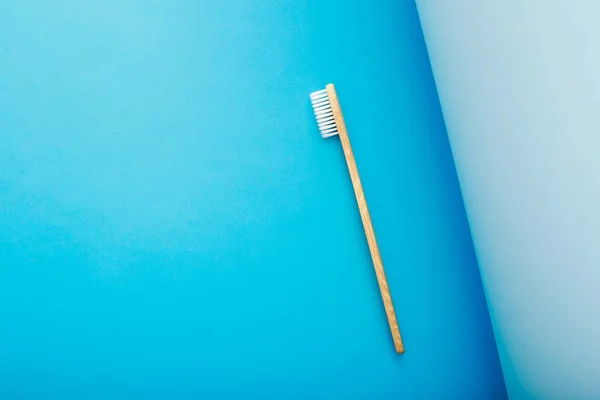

[310,86,339,139]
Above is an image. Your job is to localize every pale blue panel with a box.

[416,0,600,398]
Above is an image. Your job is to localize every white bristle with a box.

[310,88,338,138]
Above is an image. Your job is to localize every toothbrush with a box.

[310,84,404,354]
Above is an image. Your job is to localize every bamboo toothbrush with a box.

[310,84,404,354]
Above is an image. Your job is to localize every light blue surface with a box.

[416,1,600,398]
[0,1,505,398]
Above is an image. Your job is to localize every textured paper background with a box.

[0,1,504,397]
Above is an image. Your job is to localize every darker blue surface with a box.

[0,1,506,398]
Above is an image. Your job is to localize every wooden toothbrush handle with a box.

[326,84,404,354]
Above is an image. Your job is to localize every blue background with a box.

[0,0,506,398]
